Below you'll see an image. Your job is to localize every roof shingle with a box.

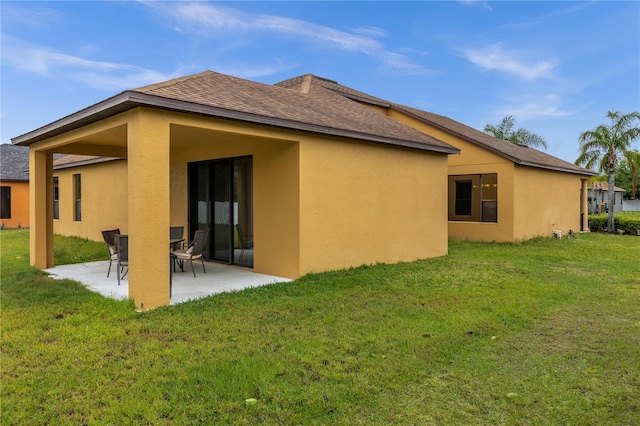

[0,144,29,181]
[289,74,595,176]
[132,71,458,154]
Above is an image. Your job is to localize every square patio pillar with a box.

[581,179,589,232]
[29,149,54,268]
[127,109,171,309]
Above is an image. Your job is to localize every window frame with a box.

[53,176,59,220]
[0,186,11,219]
[448,173,498,223]
[73,174,81,222]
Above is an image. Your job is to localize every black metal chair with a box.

[101,229,120,277]
[174,229,209,277]
[115,234,129,286]
[236,224,253,263]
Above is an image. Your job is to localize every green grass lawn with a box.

[2,229,639,425]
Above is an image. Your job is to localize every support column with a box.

[29,149,54,268]
[127,109,171,309]
[580,179,589,232]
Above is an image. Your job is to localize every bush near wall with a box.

[588,212,640,235]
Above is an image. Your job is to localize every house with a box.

[277,76,596,241]
[587,182,625,214]
[13,71,460,309]
[51,155,126,239]
[0,144,30,229]
[13,70,596,308]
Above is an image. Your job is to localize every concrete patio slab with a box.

[45,260,292,305]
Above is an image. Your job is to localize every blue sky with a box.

[2,1,639,165]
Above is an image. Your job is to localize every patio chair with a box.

[174,229,208,277]
[115,234,129,286]
[170,226,184,251]
[236,224,253,263]
[101,229,120,277]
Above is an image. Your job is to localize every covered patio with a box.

[45,260,291,306]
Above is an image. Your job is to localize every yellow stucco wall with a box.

[53,160,128,241]
[168,116,301,280]
[380,109,518,242]
[0,180,29,229]
[513,166,584,240]
[298,136,449,274]
[446,139,516,242]
[31,106,452,307]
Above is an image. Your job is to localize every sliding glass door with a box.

[188,156,253,267]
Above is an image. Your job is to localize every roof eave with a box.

[12,91,139,146]
[390,105,595,175]
[12,92,459,155]
[516,161,598,176]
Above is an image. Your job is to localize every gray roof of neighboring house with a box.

[0,144,29,181]
[287,74,596,177]
[12,71,458,155]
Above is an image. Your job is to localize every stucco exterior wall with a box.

[513,166,584,240]
[167,116,301,280]
[167,113,450,278]
[53,160,128,241]
[446,140,515,242]
[298,136,449,274]
[382,109,518,242]
[33,105,453,308]
[0,180,30,229]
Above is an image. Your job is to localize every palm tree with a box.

[575,111,640,233]
[624,150,640,199]
[483,116,548,149]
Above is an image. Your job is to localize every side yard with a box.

[1,230,639,425]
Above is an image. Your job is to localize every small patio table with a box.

[170,238,185,272]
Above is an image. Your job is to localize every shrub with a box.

[588,212,640,235]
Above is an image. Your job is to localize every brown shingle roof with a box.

[132,71,457,154]
[289,74,596,176]
[14,71,458,154]
[588,182,624,192]
[392,105,595,175]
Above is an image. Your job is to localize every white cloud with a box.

[2,5,64,29]
[1,36,175,91]
[145,2,435,76]
[496,94,581,119]
[460,43,557,80]
[350,26,389,38]
[457,0,492,11]
[213,60,299,80]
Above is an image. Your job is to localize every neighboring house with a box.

[52,155,126,239]
[13,71,459,309]
[277,76,596,241]
[587,182,625,214]
[0,144,30,229]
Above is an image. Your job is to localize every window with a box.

[448,173,498,222]
[73,174,81,221]
[0,186,11,219]
[454,181,472,216]
[53,177,59,220]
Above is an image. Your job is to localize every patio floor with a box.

[45,260,292,305]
